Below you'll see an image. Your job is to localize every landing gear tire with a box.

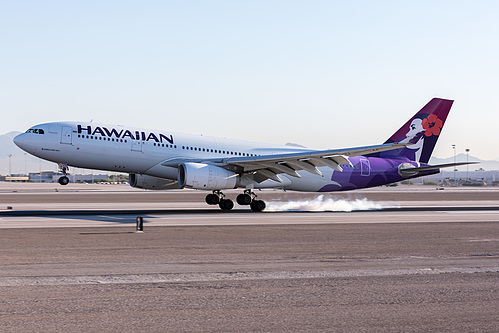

[58,176,70,186]
[250,200,266,212]
[219,198,234,211]
[57,163,70,185]
[205,193,220,205]
[236,193,252,205]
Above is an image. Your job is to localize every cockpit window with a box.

[25,128,45,134]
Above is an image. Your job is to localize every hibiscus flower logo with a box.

[422,114,443,137]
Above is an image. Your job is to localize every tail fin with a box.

[382,98,453,163]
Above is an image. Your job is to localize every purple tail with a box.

[382,98,453,164]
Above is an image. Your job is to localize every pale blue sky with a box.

[1,1,498,159]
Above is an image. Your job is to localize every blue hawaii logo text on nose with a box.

[77,125,174,144]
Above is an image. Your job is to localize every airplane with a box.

[13,98,475,212]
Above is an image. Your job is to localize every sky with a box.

[1,1,498,160]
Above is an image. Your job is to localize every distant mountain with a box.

[430,154,498,171]
[285,142,307,148]
[0,131,21,153]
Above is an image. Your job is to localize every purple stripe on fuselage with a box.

[317,156,438,192]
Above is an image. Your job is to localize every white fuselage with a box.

[14,121,337,191]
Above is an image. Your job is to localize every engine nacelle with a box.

[178,162,238,190]
[398,162,419,177]
[129,174,181,190]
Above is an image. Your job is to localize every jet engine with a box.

[397,163,419,177]
[178,162,238,190]
[129,174,181,190]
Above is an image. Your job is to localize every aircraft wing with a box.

[162,142,408,183]
[223,142,408,182]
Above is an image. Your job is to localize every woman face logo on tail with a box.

[400,113,444,162]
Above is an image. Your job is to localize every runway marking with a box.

[1,266,498,287]
[1,210,498,228]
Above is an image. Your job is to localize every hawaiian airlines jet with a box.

[13,98,473,211]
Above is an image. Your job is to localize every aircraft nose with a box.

[13,133,25,149]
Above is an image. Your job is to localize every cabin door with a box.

[360,158,370,176]
[61,126,73,144]
[131,140,143,152]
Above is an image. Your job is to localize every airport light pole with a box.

[466,148,470,180]
[7,154,12,181]
[452,145,456,186]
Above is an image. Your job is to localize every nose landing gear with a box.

[57,163,70,185]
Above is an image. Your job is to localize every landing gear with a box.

[205,190,234,211]
[219,198,234,211]
[205,193,220,205]
[250,199,266,212]
[236,193,252,205]
[57,163,70,186]
[58,176,70,185]
[238,189,266,212]
[205,189,266,212]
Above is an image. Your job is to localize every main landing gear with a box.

[205,190,266,212]
[238,189,266,212]
[57,163,70,186]
[205,190,234,211]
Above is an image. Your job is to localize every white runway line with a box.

[1,266,498,287]
[2,210,498,228]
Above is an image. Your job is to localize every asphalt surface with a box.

[0,184,498,332]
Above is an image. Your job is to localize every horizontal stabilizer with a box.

[399,161,479,177]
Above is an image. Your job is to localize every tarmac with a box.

[0,183,498,332]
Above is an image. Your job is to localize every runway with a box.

[1,183,498,228]
[0,183,498,332]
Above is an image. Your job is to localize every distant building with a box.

[26,172,113,183]
[418,170,499,185]
[5,176,30,181]
[28,171,60,183]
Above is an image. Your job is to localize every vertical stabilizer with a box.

[382,98,453,163]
